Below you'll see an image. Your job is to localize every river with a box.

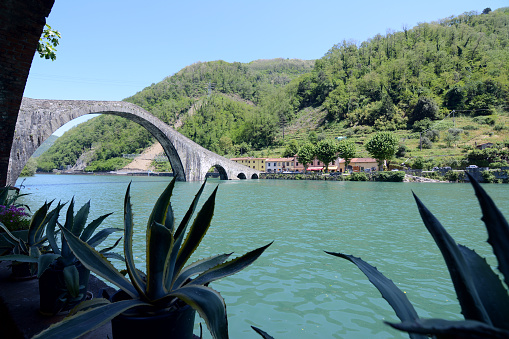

[15,174,509,338]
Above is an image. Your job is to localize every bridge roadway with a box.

[6,98,259,186]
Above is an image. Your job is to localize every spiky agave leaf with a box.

[80,212,114,242]
[387,318,509,339]
[326,252,427,339]
[467,172,509,289]
[146,221,174,301]
[171,253,231,290]
[71,200,90,237]
[32,299,150,339]
[59,226,138,298]
[459,245,509,329]
[190,242,273,287]
[147,177,176,232]
[168,285,228,339]
[174,185,218,275]
[123,182,146,299]
[166,179,207,291]
[251,326,275,339]
[413,192,491,324]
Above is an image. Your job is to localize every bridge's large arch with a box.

[6,98,259,186]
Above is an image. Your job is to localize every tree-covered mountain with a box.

[37,8,509,171]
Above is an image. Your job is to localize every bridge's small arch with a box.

[237,173,247,180]
[251,173,259,179]
[209,165,228,180]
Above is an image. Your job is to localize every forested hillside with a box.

[37,8,509,172]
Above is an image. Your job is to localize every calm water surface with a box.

[16,174,509,338]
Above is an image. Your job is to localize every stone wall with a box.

[0,0,54,187]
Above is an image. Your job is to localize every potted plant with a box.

[37,198,122,315]
[0,200,57,278]
[34,178,271,339]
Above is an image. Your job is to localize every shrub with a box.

[420,137,433,149]
[481,170,497,183]
[463,125,479,130]
[493,123,505,131]
[348,172,369,181]
[374,171,405,182]
[444,170,464,182]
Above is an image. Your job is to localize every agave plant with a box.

[34,178,271,339]
[0,200,57,274]
[327,173,509,339]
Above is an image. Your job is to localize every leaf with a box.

[123,182,147,298]
[28,201,50,245]
[62,199,75,258]
[191,242,272,287]
[59,225,138,298]
[168,285,228,339]
[251,326,275,339]
[0,254,39,263]
[80,212,113,242]
[32,299,150,339]
[459,245,509,330]
[37,253,60,277]
[86,227,122,248]
[166,180,208,288]
[146,221,174,301]
[45,202,64,255]
[72,200,90,237]
[172,254,231,290]
[413,192,491,324]
[175,186,218,274]
[147,178,176,232]
[326,252,425,336]
[63,264,80,298]
[467,172,509,289]
[387,318,509,339]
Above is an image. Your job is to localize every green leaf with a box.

[387,318,509,339]
[123,182,147,298]
[72,200,90,236]
[174,179,207,240]
[168,285,228,339]
[37,253,60,277]
[86,227,122,248]
[467,173,509,289]
[0,254,39,263]
[45,202,64,255]
[63,264,80,298]
[459,245,509,330]
[28,201,50,245]
[172,254,231,290]
[413,192,491,324]
[146,222,174,301]
[326,252,425,337]
[0,222,23,245]
[81,212,113,242]
[147,178,175,232]
[32,299,150,339]
[191,242,272,287]
[251,326,275,339]
[62,199,75,258]
[59,225,138,298]
[175,186,218,274]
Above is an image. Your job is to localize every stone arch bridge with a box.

[6,98,260,186]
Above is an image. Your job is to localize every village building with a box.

[230,157,266,172]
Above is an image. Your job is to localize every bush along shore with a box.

[260,168,509,183]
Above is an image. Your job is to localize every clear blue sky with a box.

[23,1,505,134]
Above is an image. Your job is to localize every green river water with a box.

[15,174,509,338]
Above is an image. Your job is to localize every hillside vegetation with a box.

[37,8,509,172]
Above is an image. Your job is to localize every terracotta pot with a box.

[110,290,196,339]
[38,262,90,315]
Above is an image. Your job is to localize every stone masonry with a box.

[7,98,260,185]
[0,0,55,187]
